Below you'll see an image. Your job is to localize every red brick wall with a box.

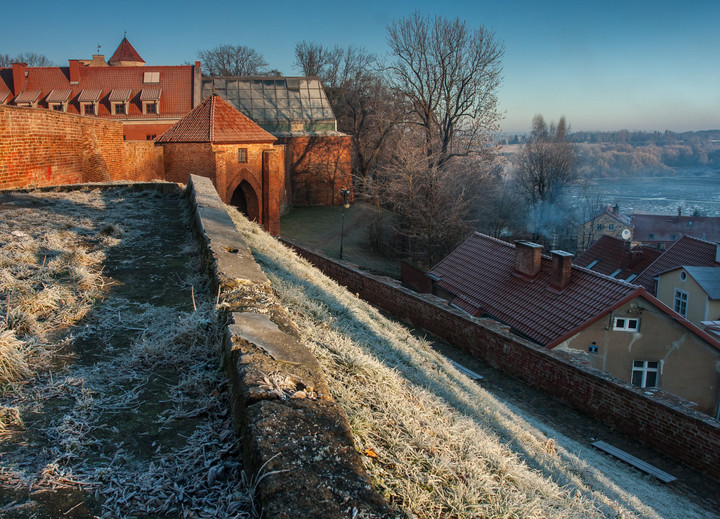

[283,240,720,481]
[161,143,216,185]
[0,105,124,190]
[281,135,352,206]
[123,141,164,182]
[123,122,176,141]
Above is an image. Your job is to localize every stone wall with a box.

[123,141,165,182]
[0,105,124,190]
[283,240,720,481]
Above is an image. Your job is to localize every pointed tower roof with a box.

[156,94,277,144]
[108,37,145,66]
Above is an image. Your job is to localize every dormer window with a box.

[78,89,102,116]
[140,88,161,115]
[108,88,132,116]
[46,89,72,112]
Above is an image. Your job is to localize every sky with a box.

[3,0,719,133]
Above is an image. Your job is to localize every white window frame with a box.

[674,289,688,317]
[631,360,659,388]
[613,317,640,331]
[80,101,97,116]
[111,101,128,116]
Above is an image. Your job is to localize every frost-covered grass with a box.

[229,208,715,519]
[0,188,253,518]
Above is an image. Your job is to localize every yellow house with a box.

[656,267,720,326]
[553,291,720,416]
[577,205,633,252]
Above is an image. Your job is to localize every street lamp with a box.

[339,188,351,259]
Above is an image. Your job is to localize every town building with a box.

[577,205,633,252]
[426,233,720,415]
[655,267,720,327]
[630,209,720,250]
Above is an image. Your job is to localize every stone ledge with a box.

[186,174,393,518]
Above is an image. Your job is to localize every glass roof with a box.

[201,77,337,133]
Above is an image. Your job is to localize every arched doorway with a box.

[230,180,260,222]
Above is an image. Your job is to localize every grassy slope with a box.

[230,210,714,519]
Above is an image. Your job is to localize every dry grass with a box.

[0,188,253,518]
[229,208,716,519]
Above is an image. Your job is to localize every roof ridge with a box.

[208,95,215,142]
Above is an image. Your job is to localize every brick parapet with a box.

[186,175,393,518]
[281,239,720,481]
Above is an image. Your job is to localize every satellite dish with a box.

[621,229,631,240]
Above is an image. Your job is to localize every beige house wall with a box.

[555,297,720,415]
[657,269,720,325]
[577,213,632,252]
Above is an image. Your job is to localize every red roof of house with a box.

[428,233,640,346]
[631,212,720,244]
[155,94,276,144]
[574,235,662,281]
[0,63,193,119]
[109,37,145,65]
[633,235,719,293]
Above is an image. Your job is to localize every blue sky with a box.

[4,0,719,133]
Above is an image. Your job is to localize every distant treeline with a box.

[503,130,720,178]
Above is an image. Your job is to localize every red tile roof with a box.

[0,64,194,119]
[574,235,662,281]
[633,235,719,293]
[77,88,102,102]
[15,90,41,103]
[632,212,720,244]
[108,88,132,101]
[108,37,145,65]
[156,94,277,144]
[428,233,640,346]
[139,88,161,101]
[46,89,72,102]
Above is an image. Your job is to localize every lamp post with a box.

[339,188,351,259]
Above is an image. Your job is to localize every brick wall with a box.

[0,105,125,190]
[280,135,352,206]
[122,141,164,182]
[283,240,720,480]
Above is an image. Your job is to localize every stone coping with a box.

[185,175,393,518]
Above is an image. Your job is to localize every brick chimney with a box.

[550,250,574,291]
[514,241,543,279]
[69,59,80,84]
[11,62,27,95]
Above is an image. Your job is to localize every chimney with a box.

[11,62,27,95]
[677,206,682,221]
[514,241,543,279]
[550,250,574,291]
[90,55,107,67]
[68,59,80,84]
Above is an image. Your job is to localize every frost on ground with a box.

[0,188,253,518]
[228,209,716,519]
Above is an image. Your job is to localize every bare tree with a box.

[295,42,401,193]
[514,115,578,242]
[0,52,54,66]
[386,12,504,166]
[198,45,269,76]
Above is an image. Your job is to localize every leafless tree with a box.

[386,12,504,166]
[0,52,54,66]
[295,42,401,193]
[513,115,578,242]
[198,45,269,76]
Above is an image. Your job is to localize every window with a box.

[631,360,658,388]
[596,224,604,230]
[608,224,615,231]
[82,103,96,116]
[145,134,156,141]
[49,103,65,112]
[238,148,247,163]
[588,342,599,354]
[143,71,160,83]
[112,102,127,115]
[613,317,640,331]
[674,289,688,317]
[649,233,655,239]
[144,101,157,115]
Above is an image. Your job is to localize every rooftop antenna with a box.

[124,31,127,38]
[96,43,101,54]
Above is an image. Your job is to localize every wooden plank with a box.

[449,359,484,380]
[592,440,676,482]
